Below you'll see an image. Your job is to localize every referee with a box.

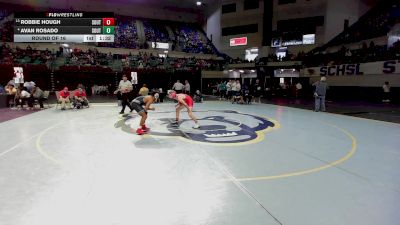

[172,80,184,94]
[117,75,134,114]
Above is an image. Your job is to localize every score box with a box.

[84,35,96,42]
[96,34,114,42]
[102,26,115,34]
[102,18,115,26]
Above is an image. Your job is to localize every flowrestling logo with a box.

[115,110,277,145]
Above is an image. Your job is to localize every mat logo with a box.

[115,110,276,145]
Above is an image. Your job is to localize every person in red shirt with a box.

[59,87,70,110]
[73,87,88,109]
[168,90,200,129]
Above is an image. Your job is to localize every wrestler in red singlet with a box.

[168,91,199,129]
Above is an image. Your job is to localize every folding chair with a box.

[8,95,16,109]
[42,91,50,108]
[55,91,61,109]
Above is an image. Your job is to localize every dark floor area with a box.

[0,108,41,123]
[260,98,400,124]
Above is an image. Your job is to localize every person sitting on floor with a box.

[193,90,202,103]
[73,87,89,109]
[59,87,70,110]
[5,84,17,107]
[154,92,160,103]
[232,90,242,104]
[242,89,253,104]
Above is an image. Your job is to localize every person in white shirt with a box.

[172,80,184,94]
[184,80,190,95]
[15,87,33,109]
[21,89,30,98]
[117,75,133,114]
[235,80,241,92]
[231,80,241,102]
[231,80,237,92]
[382,81,391,103]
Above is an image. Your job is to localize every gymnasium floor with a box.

[0,101,399,225]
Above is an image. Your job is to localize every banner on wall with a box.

[303,60,400,76]
[230,37,247,46]
[150,42,169,49]
[13,67,24,84]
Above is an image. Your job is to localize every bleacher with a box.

[143,20,170,43]
[0,2,226,94]
[289,0,400,67]
[97,15,139,49]
[172,24,215,54]
[322,0,399,49]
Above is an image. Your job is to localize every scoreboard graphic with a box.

[14,12,115,43]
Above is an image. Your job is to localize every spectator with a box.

[233,80,241,96]
[280,82,287,96]
[345,49,352,57]
[295,82,303,98]
[59,87,70,110]
[23,81,35,93]
[193,90,202,103]
[158,88,165,102]
[31,86,45,109]
[5,84,17,107]
[154,92,160,103]
[232,91,242,104]
[172,80,184,93]
[107,83,113,95]
[313,77,329,112]
[14,88,22,109]
[382,81,391,103]
[15,87,33,109]
[226,80,233,101]
[252,79,262,103]
[73,87,89,109]
[184,80,190,95]
[138,84,149,96]
[243,89,253,104]
[7,79,15,86]
[218,81,227,100]
[5,84,16,95]
[77,83,85,90]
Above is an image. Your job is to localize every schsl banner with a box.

[304,60,400,76]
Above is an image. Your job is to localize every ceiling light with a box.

[196,1,202,6]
